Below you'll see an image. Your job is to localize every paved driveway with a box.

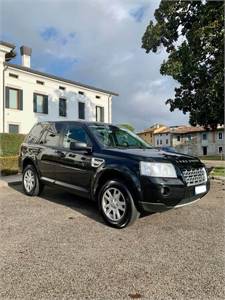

[0,181,224,300]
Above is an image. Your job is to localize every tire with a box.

[98,179,140,228]
[22,164,43,196]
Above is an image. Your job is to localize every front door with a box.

[202,146,207,156]
[55,123,94,196]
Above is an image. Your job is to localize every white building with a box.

[0,41,118,134]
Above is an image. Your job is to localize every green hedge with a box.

[0,155,19,176]
[0,133,26,157]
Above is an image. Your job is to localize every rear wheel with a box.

[22,165,43,196]
[98,180,140,228]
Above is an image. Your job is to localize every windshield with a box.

[89,124,152,149]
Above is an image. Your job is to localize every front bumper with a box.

[139,176,210,212]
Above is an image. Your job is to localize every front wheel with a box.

[98,180,140,228]
[22,164,43,196]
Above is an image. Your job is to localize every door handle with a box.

[55,150,65,158]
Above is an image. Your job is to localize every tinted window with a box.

[62,125,91,149]
[89,125,150,149]
[40,123,63,147]
[26,123,46,144]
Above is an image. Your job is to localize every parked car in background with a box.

[19,121,210,228]
[160,146,177,153]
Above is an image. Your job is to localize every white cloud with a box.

[0,0,189,130]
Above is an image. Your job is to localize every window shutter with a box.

[64,100,67,117]
[101,107,104,122]
[19,89,23,110]
[44,95,48,114]
[5,87,10,108]
[33,94,37,112]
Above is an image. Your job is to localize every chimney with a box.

[20,46,32,68]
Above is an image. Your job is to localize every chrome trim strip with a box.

[55,180,87,192]
[40,176,54,183]
[142,198,201,209]
[41,176,88,193]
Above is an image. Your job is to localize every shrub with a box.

[0,155,19,176]
[0,133,26,157]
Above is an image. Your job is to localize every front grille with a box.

[182,168,207,186]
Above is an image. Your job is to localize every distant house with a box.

[137,123,166,145]
[0,41,118,134]
[169,126,224,157]
[139,123,224,157]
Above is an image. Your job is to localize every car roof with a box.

[36,120,112,127]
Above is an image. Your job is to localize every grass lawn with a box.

[210,167,225,177]
[199,155,224,161]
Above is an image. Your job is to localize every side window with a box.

[40,123,63,147]
[26,123,46,144]
[62,125,91,149]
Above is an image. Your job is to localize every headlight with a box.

[202,167,208,181]
[140,162,177,178]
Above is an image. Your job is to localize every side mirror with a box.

[70,142,92,153]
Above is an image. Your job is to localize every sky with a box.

[0,0,189,131]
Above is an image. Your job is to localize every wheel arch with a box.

[22,157,40,176]
[92,166,142,207]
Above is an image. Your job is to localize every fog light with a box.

[161,186,170,196]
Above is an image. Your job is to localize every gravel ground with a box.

[0,181,224,300]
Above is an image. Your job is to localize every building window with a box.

[9,73,18,79]
[157,140,159,145]
[59,86,66,90]
[96,106,104,122]
[219,147,223,154]
[166,139,168,144]
[78,102,85,119]
[33,93,48,114]
[218,132,223,140]
[202,133,207,140]
[96,95,101,99]
[78,91,84,95]
[5,87,23,110]
[188,135,192,141]
[8,124,19,133]
[59,98,67,117]
[36,80,44,85]
[177,135,180,142]
[160,140,162,145]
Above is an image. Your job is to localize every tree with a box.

[118,123,135,132]
[142,0,224,130]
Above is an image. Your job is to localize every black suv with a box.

[19,121,210,228]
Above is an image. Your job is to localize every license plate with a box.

[195,185,206,195]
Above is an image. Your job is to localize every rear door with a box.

[37,122,64,180]
[54,123,94,195]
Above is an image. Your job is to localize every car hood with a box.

[103,147,203,167]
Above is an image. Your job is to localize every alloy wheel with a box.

[102,187,126,221]
[24,169,35,193]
